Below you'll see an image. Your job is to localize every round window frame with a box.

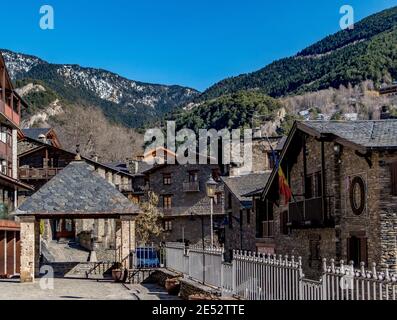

[349,176,366,216]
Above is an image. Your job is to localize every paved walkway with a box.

[0,278,136,300]
[0,278,178,300]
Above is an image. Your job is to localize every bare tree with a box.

[136,192,163,243]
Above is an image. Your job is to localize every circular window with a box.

[349,176,366,215]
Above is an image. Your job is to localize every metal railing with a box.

[163,243,397,300]
[288,196,334,228]
[183,181,200,192]
[19,167,62,180]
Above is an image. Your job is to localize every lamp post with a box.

[190,212,205,284]
[206,176,217,248]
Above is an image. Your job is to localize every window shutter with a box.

[360,238,368,266]
[391,162,397,196]
[346,238,351,263]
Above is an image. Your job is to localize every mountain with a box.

[198,6,397,101]
[1,49,199,128]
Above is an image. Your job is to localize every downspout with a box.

[321,141,327,222]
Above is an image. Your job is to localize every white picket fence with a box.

[164,243,397,300]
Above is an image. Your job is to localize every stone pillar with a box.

[20,217,39,283]
[115,216,136,269]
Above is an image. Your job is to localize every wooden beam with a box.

[1,67,5,101]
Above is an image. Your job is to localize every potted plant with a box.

[111,262,126,282]
[165,277,181,295]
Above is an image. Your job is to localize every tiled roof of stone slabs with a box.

[22,128,51,141]
[16,161,141,216]
[302,120,397,148]
[221,172,271,208]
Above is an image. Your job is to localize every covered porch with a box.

[14,160,141,283]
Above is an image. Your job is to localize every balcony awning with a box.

[15,160,141,219]
[0,172,34,191]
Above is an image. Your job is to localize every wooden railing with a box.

[183,181,200,192]
[0,95,20,127]
[288,197,333,228]
[19,167,63,180]
[261,220,275,238]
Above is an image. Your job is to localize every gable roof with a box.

[222,172,271,208]
[299,120,397,151]
[261,120,397,202]
[16,161,141,217]
[22,128,52,141]
[18,138,137,178]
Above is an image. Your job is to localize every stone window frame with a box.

[162,194,172,209]
[348,175,367,216]
[163,173,172,185]
[345,173,368,217]
[164,220,173,232]
[391,162,397,196]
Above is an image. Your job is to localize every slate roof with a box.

[301,120,397,149]
[16,161,141,217]
[22,128,51,141]
[221,172,271,208]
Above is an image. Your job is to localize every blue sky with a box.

[2,0,397,91]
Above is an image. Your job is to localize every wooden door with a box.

[55,219,75,239]
[0,231,4,275]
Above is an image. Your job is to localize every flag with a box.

[278,166,292,205]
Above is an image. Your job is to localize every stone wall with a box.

[270,133,397,274]
[224,187,256,261]
[147,163,224,246]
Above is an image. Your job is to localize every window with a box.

[315,172,323,197]
[164,220,172,231]
[0,160,7,175]
[212,169,221,182]
[304,175,313,198]
[0,126,6,144]
[227,193,232,209]
[215,192,222,205]
[267,152,275,170]
[280,211,289,235]
[347,236,368,267]
[391,162,397,196]
[163,173,171,185]
[228,212,233,229]
[246,209,251,225]
[163,195,172,209]
[188,171,198,182]
[309,238,320,266]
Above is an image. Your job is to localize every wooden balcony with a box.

[19,167,63,180]
[0,96,20,127]
[263,221,274,238]
[183,181,200,192]
[288,197,334,228]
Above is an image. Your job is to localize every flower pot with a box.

[112,269,125,282]
[165,278,181,295]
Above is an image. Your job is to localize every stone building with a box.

[17,129,138,252]
[222,172,270,260]
[221,136,283,260]
[15,160,141,282]
[138,156,224,246]
[258,120,397,276]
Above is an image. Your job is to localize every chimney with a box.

[75,144,82,161]
[38,134,48,144]
[127,159,139,174]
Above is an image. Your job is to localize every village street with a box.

[0,278,177,300]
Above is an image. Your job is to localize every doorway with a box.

[54,219,75,240]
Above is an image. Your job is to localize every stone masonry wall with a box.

[271,135,395,275]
